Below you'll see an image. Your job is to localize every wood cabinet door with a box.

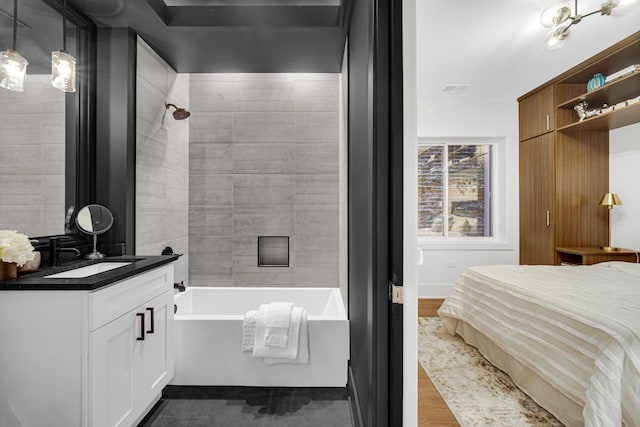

[519,85,555,141]
[520,133,555,264]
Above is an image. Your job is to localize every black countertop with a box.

[0,255,179,291]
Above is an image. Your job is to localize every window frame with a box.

[418,136,510,250]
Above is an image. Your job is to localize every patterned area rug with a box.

[418,317,564,426]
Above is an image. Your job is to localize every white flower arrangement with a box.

[0,230,36,267]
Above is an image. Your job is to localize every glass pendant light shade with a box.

[609,0,638,16]
[52,0,76,92]
[0,49,28,92]
[544,25,570,50]
[51,50,76,92]
[540,1,572,27]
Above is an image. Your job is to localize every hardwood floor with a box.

[418,298,444,317]
[418,299,459,427]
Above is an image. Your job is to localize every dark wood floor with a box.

[418,299,459,427]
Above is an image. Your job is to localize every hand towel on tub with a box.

[265,309,309,365]
[253,304,309,363]
[264,301,293,348]
[242,310,259,352]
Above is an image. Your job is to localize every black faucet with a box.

[48,237,81,267]
[174,281,186,292]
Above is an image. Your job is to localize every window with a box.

[418,141,493,238]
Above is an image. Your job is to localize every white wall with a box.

[417,95,640,299]
[610,122,640,250]
[417,97,519,297]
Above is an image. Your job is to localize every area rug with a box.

[418,317,564,426]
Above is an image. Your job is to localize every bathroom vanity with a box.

[0,256,177,427]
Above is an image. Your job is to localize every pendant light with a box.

[0,0,29,92]
[540,0,638,50]
[51,0,76,92]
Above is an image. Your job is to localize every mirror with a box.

[76,204,113,259]
[0,0,95,240]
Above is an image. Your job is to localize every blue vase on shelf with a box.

[587,73,605,92]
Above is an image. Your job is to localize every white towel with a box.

[253,305,302,360]
[264,301,293,348]
[242,310,258,352]
[265,309,309,365]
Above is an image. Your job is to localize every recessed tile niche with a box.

[258,236,290,267]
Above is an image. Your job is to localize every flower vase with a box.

[0,261,18,282]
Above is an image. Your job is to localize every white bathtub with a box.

[171,287,349,387]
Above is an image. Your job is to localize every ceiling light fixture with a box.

[51,0,76,92]
[540,0,635,50]
[0,0,29,92]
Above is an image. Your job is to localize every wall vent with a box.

[442,84,470,93]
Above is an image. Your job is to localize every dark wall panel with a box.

[347,0,394,424]
[95,28,137,254]
[348,0,374,424]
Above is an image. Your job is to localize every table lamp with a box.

[599,192,622,251]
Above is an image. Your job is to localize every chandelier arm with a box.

[579,8,606,19]
[562,19,576,33]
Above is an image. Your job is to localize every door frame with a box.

[401,0,418,424]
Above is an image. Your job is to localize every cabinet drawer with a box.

[89,265,174,331]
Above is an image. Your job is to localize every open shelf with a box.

[557,102,640,132]
[556,70,640,109]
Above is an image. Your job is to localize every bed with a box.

[437,261,640,427]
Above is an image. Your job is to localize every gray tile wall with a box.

[189,74,340,287]
[136,37,189,284]
[0,75,65,237]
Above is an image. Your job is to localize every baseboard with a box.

[347,364,364,427]
[418,282,454,298]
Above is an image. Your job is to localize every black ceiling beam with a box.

[164,5,340,26]
[145,0,169,23]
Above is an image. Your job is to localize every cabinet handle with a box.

[146,307,155,334]
[136,313,145,341]
[546,210,551,227]
[546,114,550,130]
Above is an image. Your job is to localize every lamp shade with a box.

[0,49,28,92]
[544,26,570,50]
[609,0,639,16]
[540,1,572,27]
[51,51,76,92]
[599,193,623,206]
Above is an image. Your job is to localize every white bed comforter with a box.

[438,262,640,427]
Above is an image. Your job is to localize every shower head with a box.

[165,103,191,120]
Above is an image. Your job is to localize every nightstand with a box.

[556,247,639,265]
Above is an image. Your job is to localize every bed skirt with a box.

[450,318,582,427]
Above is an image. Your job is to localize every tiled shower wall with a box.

[189,74,340,287]
[0,75,65,237]
[135,38,189,284]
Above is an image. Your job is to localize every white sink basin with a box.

[44,262,132,279]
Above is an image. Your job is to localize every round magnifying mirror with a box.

[76,204,114,259]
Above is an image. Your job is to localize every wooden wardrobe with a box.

[518,32,640,265]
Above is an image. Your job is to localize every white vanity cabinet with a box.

[89,267,174,427]
[0,263,174,427]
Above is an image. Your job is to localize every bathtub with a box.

[171,287,349,387]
